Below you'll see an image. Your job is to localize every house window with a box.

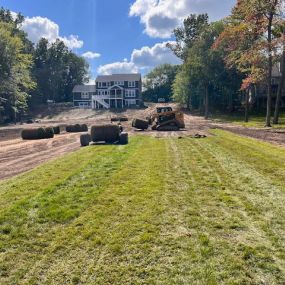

[115,81,124,86]
[125,89,136,97]
[81,93,89,99]
[98,82,102,88]
[102,82,107,87]
[128,81,136,87]
[79,102,90,108]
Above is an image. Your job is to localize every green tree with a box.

[171,19,242,118]
[143,64,179,102]
[167,14,209,61]
[32,38,89,104]
[0,21,35,123]
[172,65,192,109]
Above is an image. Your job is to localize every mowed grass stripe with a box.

[158,136,285,284]
[5,137,169,284]
[0,137,144,282]
[210,129,285,187]
[193,133,285,279]
[0,132,285,284]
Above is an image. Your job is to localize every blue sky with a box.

[1,0,235,80]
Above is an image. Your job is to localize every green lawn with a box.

[1,131,285,284]
[211,112,285,128]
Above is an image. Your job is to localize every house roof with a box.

[96,73,141,82]
[72,85,96,93]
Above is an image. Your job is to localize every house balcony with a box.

[93,94,123,100]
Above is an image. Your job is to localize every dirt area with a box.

[0,104,284,180]
[210,122,285,146]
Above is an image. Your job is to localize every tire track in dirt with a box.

[0,133,80,180]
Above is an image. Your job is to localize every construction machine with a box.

[148,107,185,131]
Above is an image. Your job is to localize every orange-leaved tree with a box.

[214,0,284,126]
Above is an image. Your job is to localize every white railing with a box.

[92,95,110,100]
[92,94,123,100]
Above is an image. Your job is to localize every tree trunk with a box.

[265,12,274,127]
[204,85,209,120]
[273,48,285,124]
[228,92,234,113]
[187,94,191,110]
[255,84,260,112]
[244,89,249,122]
[199,94,203,115]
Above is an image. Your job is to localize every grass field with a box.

[211,112,285,128]
[1,130,285,284]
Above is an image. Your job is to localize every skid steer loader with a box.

[148,107,185,131]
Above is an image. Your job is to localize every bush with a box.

[132,119,149,130]
[53,126,60,135]
[80,134,91,147]
[21,127,54,140]
[91,125,120,143]
[66,124,88,133]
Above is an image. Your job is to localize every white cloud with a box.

[131,41,181,68]
[82,51,101,59]
[97,41,181,75]
[21,16,84,49]
[97,61,138,75]
[61,35,83,49]
[130,0,235,38]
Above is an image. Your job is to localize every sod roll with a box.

[66,124,87,133]
[91,125,120,143]
[80,124,88,132]
[111,117,128,122]
[132,118,149,130]
[119,132,128,145]
[21,127,54,140]
[45,127,54,138]
[53,126,60,135]
[80,134,91,147]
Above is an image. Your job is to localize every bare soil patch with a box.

[0,104,284,180]
[211,121,285,146]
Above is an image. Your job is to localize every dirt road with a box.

[0,105,284,180]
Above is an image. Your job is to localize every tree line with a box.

[0,8,89,124]
[143,0,285,126]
